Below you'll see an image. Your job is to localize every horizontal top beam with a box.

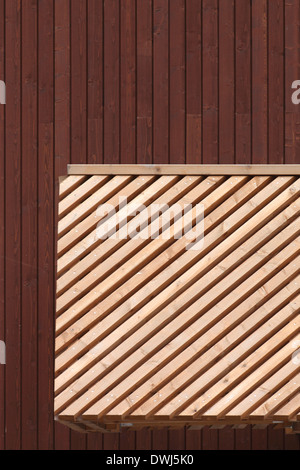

[68,164,300,176]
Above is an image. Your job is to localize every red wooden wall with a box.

[0,0,300,450]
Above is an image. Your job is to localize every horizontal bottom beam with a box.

[67,164,300,176]
[55,417,299,434]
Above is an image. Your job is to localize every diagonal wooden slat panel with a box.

[59,175,111,219]
[56,175,259,348]
[55,166,300,434]
[55,226,300,397]
[104,271,300,421]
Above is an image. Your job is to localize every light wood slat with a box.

[55,198,300,380]
[55,176,295,337]
[178,330,300,420]
[226,366,300,419]
[59,175,87,200]
[56,175,206,307]
[67,164,300,176]
[56,176,266,349]
[59,175,110,219]
[68,276,300,420]
[58,175,134,237]
[105,271,300,421]
[55,238,300,414]
[57,175,157,271]
[272,393,300,420]
[247,373,300,419]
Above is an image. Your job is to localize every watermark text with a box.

[95,199,205,251]
[0,341,5,365]
[0,80,5,105]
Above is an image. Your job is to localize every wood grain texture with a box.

[5,0,22,451]
[235,0,251,164]
[0,0,299,450]
[21,0,38,450]
[38,0,54,450]
[54,0,71,451]
[87,0,104,165]
[137,0,152,164]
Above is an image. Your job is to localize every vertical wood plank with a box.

[185,429,202,450]
[152,428,168,450]
[54,0,71,449]
[54,420,71,451]
[55,0,70,174]
[202,0,218,163]
[87,0,104,164]
[71,0,87,164]
[136,428,152,450]
[168,429,186,450]
[169,0,185,164]
[218,426,235,450]
[235,0,251,164]
[235,426,251,450]
[21,0,38,450]
[5,0,22,450]
[252,0,268,164]
[120,0,136,164]
[119,429,136,450]
[0,0,5,450]
[186,0,202,164]
[219,0,234,164]
[70,0,88,450]
[267,427,284,450]
[87,432,103,450]
[153,0,169,164]
[252,428,268,450]
[285,0,300,163]
[284,432,300,450]
[38,0,54,450]
[137,0,153,164]
[202,426,218,450]
[268,0,284,164]
[103,433,120,450]
[104,0,120,164]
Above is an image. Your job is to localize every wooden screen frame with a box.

[56,165,300,434]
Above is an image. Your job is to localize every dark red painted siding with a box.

[0,0,299,450]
